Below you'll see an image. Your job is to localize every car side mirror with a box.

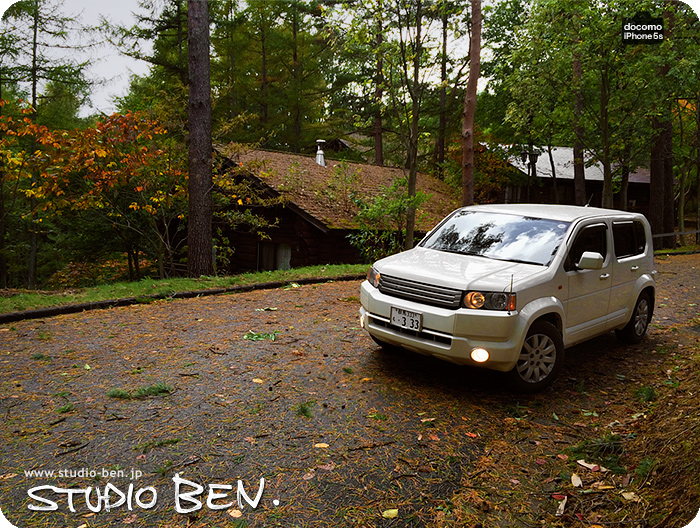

[576,251,604,270]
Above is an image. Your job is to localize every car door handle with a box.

[630,266,639,271]
[600,273,610,280]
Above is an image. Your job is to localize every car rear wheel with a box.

[616,291,651,344]
[508,321,564,392]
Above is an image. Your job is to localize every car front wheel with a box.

[508,321,564,392]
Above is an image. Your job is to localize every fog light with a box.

[471,348,490,363]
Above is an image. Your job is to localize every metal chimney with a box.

[315,139,326,167]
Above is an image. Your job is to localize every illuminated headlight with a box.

[471,348,490,362]
[463,291,516,311]
[367,267,381,288]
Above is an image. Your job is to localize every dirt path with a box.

[0,255,698,527]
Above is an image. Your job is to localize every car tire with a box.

[615,291,652,344]
[508,321,564,392]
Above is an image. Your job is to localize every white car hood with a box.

[375,246,546,292]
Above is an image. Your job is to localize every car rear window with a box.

[420,211,570,266]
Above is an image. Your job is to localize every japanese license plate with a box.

[390,307,422,331]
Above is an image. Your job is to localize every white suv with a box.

[359,204,656,391]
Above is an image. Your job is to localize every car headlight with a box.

[463,291,516,311]
[367,267,381,288]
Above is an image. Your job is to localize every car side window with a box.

[613,220,647,259]
[564,223,608,271]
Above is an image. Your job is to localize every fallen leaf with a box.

[0,474,17,480]
[551,494,566,500]
[228,509,242,518]
[382,509,399,519]
[571,473,583,487]
[535,458,546,465]
[302,470,315,480]
[317,463,335,471]
[122,514,137,524]
[622,491,641,502]
[314,443,329,449]
[555,496,567,517]
[252,378,263,384]
[420,417,436,423]
[557,454,569,461]
[466,432,478,438]
[577,459,608,472]
[428,433,440,442]
[360,377,372,382]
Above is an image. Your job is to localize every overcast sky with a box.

[0,0,151,116]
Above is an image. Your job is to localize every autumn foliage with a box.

[0,103,188,280]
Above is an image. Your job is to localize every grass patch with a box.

[567,433,627,473]
[244,330,280,341]
[636,385,658,402]
[56,403,74,413]
[107,388,132,399]
[135,438,180,453]
[133,382,174,398]
[295,401,315,418]
[31,353,52,361]
[107,382,173,400]
[0,264,366,313]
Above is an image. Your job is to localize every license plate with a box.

[390,307,422,331]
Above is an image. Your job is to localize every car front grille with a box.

[378,274,463,310]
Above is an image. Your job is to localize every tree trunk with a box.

[547,145,559,204]
[436,10,448,177]
[697,91,700,245]
[461,0,481,207]
[291,6,301,153]
[572,22,586,206]
[187,0,214,277]
[600,66,614,209]
[373,2,384,166]
[649,116,670,247]
[404,0,422,250]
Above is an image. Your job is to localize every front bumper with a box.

[360,281,527,372]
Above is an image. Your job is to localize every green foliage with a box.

[347,177,428,262]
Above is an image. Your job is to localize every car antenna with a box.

[510,274,514,293]
[585,194,594,207]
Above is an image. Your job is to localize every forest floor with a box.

[0,254,699,528]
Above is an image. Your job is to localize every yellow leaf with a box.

[314,443,329,449]
[382,509,399,519]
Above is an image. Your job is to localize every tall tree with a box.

[187,0,213,276]
[462,0,481,206]
[2,0,90,287]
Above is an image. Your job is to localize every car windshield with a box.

[420,210,570,266]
